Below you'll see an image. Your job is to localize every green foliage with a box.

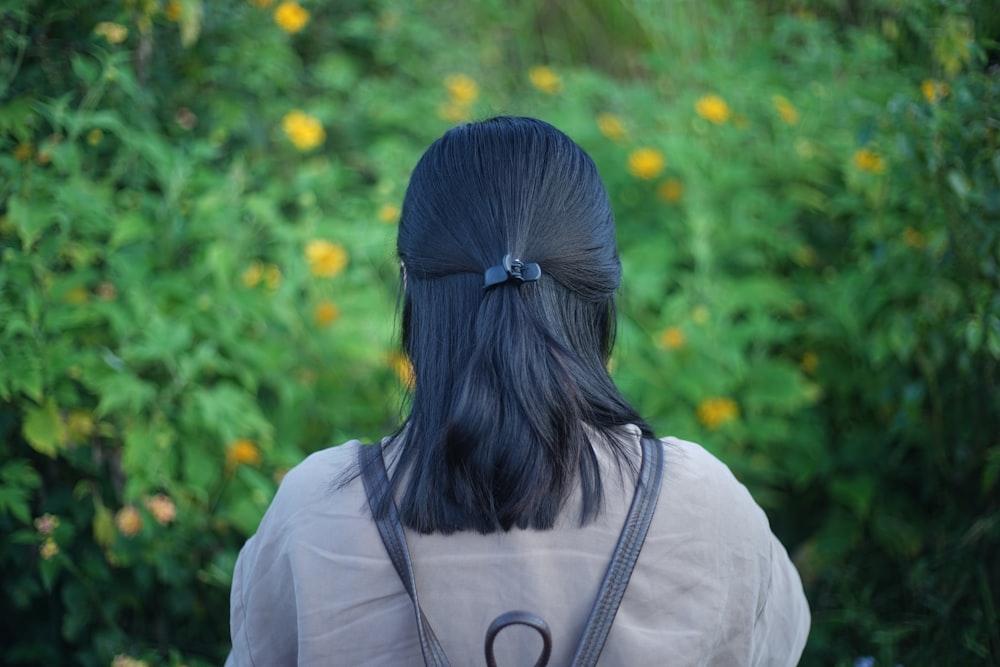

[0,0,996,664]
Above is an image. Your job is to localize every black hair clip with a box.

[484,254,542,289]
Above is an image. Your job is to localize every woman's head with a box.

[398,116,622,301]
[389,117,650,534]
[398,117,623,373]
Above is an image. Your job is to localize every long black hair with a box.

[387,116,653,534]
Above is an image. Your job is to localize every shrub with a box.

[0,0,996,664]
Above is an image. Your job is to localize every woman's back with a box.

[227,428,809,666]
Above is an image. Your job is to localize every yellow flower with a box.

[437,102,471,123]
[263,264,282,290]
[794,245,817,267]
[658,326,686,350]
[902,227,925,248]
[274,1,309,33]
[97,282,117,301]
[34,514,60,536]
[695,94,731,124]
[388,351,415,390]
[115,506,143,537]
[14,142,34,162]
[921,79,950,104]
[378,9,401,31]
[282,110,325,151]
[597,113,626,141]
[175,107,197,130]
[627,147,666,180]
[64,286,90,304]
[296,367,317,386]
[94,22,128,44]
[66,410,95,440]
[226,439,262,468]
[696,397,739,430]
[800,352,819,374]
[853,147,886,174]
[314,300,340,326]
[692,306,709,325]
[112,656,150,667]
[87,129,104,146]
[378,204,400,224]
[40,538,59,560]
[528,66,562,94]
[165,0,182,21]
[444,74,479,105]
[657,178,684,203]
[771,95,799,125]
[305,239,348,278]
[242,260,264,287]
[144,494,176,525]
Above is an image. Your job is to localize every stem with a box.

[0,12,30,99]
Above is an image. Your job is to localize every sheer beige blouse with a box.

[227,428,810,666]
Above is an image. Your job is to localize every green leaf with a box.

[830,474,877,519]
[743,360,809,412]
[7,193,55,250]
[70,53,100,87]
[93,371,157,417]
[0,459,40,491]
[22,399,65,458]
[108,210,153,248]
[179,0,204,47]
[813,508,861,564]
[0,98,36,138]
[965,317,984,352]
[0,459,40,524]
[982,447,1000,494]
[181,440,222,493]
[39,553,60,593]
[871,508,923,557]
[60,582,91,641]
[121,420,171,494]
[188,382,272,444]
[92,499,115,549]
[0,339,44,402]
[124,315,193,366]
[947,169,971,201]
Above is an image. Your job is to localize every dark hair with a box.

[387,116,652,534]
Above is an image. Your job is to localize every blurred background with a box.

[1,0,998,665]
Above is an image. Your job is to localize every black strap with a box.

[569,437,665,665]
[485,611,552,667]
[358,436,665,666]
[359,443,451,667]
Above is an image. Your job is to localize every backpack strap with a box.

[358,436,665,667]
[359,443,452,667]
[569,436,665,666]
[485,611,552,667]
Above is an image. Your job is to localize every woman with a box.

[227,117,810,666]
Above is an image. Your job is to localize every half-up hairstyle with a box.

[388,116,653,534]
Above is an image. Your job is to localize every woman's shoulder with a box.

[652,434,773,539]
[659,436,756,497]
[254,439,367,528]
[281,438,362,485]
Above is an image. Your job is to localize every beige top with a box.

[227,428,810,666]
